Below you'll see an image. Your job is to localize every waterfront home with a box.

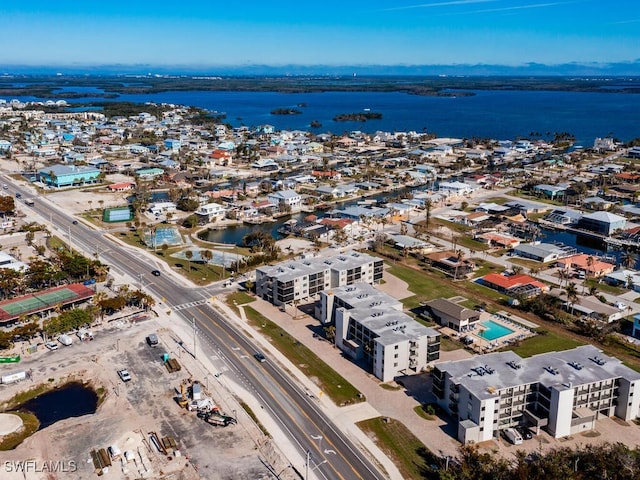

[267,190,302,211]
[593,137,616,152]
[633,314,640,338]
[512,242,575,263]
[577,211,626,235]
[438,181,474,197]
[543,208,583,225]
[559,294,623,323]
[148,202,177,216]
[195,202,227,223]
[582,197,615,211]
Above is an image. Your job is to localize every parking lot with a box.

[0,315,278,480]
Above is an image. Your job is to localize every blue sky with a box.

[1,1,638,67]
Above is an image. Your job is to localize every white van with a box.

[58,334,73,346]
[504,427,523,445]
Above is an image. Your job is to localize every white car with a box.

[614,301,627,310]
[45,341,59,351]
[117,369,132,382]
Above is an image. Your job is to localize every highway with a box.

[9,182,387,480]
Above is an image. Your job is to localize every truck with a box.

[58,334,73,346]
[77,329,93,341]
[1,370,27,384]
[146,333,159,347]
[503,427,523,445]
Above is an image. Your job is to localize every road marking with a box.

[172,300,208,311]
[324,449,337,455]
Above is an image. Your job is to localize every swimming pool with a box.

[478,320,514,341]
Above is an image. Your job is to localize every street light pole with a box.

[305,450,310,480]
[192,317,197,360]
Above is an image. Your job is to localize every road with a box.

[8,181,386,480]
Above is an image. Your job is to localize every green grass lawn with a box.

[473,259,504,278]
[508,331,585,358]
[584,278,626,296]
[509,257,551,270]
[243,306,363,406]
[357,417,438,480]
[388,264,459,308]
[456,236,490,252]
[225,291,256,315]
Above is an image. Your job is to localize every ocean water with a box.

[3,88,640,145]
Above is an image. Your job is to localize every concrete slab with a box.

[0,412,23,435]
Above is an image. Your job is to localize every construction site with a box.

[0,313,290,480]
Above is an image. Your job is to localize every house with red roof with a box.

[481,273,548,298]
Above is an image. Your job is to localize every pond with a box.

[17,382,98,430]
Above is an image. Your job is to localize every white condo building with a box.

[256,251,384,306]
[318,283,440,382]
[432,345,640,444]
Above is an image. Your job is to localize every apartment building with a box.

[432,345,640,444]
[316,282,402,325]
[256,251,384,307]
[330,291,440,382]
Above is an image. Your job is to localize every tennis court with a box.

[0,288,79,316]
[0,284,94,324]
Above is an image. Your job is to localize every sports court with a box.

[171,248,245,267]
[143,227,183,247]
[0,284,95,324]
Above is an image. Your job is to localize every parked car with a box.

[117,369,131,382]
[45,341,59,351]
[503,427,523,445]
[615,301,627,310]
[515,425,533,440]
[253,352,266,363]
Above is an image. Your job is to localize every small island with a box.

[271,108,302,115]
[333,112,383,122]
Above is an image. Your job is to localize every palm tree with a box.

[424,199,433,232]
[586,256,594,278]
[621,251,637,270]
[201,249,213,276]
[185,250,193,273]
[564,282,579,316]
[454,249,465,280]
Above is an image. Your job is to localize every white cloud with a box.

[381,0,495,12]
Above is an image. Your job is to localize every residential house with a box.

[425,298,481,332]
[481,273,548,298]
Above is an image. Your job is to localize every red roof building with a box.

[481,273,548,298]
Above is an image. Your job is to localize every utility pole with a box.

[305,450,310,480]
[192,317,197,360]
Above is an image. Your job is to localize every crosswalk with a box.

[172,299,208,311]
